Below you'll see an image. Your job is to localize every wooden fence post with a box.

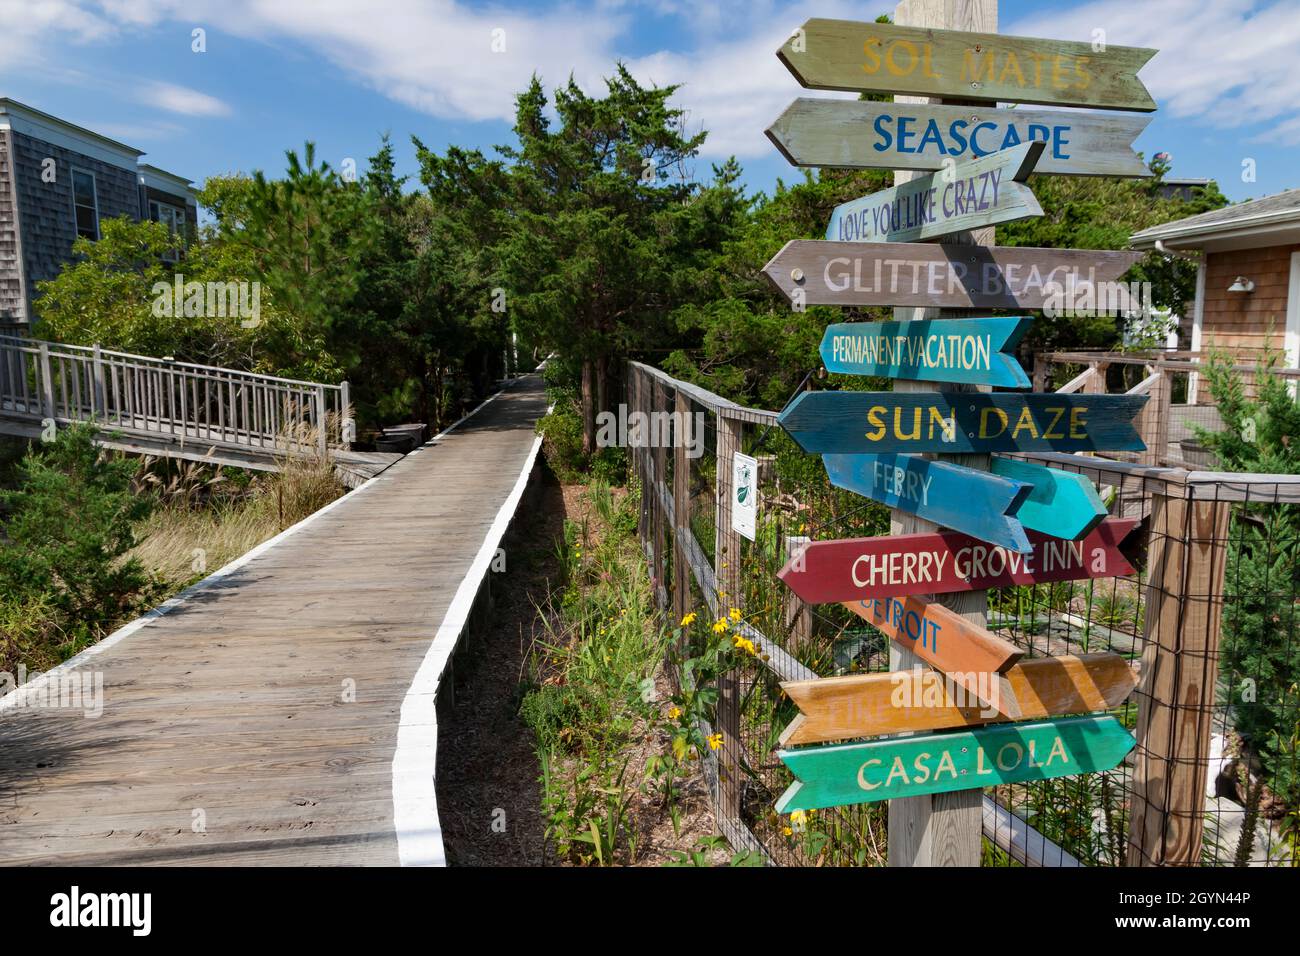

[340,381,352,450]
[672,389,691,627]
[886,0,993,868]
[784,535,812,657]
[1127,490,1232,865]
[714,411,744,821]
[652,381,668,612]
[91,344,106,420]
[314,385,328,458]
[1032,352,1048,392]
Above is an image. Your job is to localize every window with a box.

[149,200,186,261]
[71,168,99,240]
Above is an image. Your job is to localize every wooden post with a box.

[1146,370,1171,466]
[714,411,744,820]
[1126,491,1232,866]
[38,341,55,421]
[340,381,352,450]
[784,535,812,657]
[1032,352,1048,393]
[1083,361,1110,394]
[652,380,668,612]
[314,385,328,458]
[91,344,106,420]
[672,389,692,627]
[887,0,994,868]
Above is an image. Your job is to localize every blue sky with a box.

[2,0,1297,206]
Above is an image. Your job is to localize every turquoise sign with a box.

[820,316,1032,389]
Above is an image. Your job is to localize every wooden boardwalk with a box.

[0,374,547,866]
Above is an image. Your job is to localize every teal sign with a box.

[776,715,1136,813]
[820,316,1032,389]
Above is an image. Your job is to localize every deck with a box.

[0,374,547,866]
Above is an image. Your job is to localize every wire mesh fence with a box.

[629,359,1300,867]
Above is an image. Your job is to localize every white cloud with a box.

[1007,0,1300,143]
[140,81,231,117]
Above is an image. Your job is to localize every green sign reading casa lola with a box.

[776,715,1135,813]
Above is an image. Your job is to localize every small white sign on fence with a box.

[732,452,758,541]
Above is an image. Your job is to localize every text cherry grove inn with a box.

[848,535,1107,590]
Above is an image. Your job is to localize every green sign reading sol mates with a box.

[775,715,1136,813]
[820,316,1032,389]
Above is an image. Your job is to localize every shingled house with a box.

[1131,188,1300,400]
[0,98,198,328]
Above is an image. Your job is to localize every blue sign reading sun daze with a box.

[872,112,1071,161]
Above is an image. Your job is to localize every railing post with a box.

[651,381,668,612]
[314,385,328,459]
[38,341,55,421]
[1127,489,1232,865]
[91,344,106,420]
[672,389,691,627]
[340,381,352,450]
[714,410,744,822]
[1032,352,1048,392]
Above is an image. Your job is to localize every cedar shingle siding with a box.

[0,129,23,321]
[10,130,140,322]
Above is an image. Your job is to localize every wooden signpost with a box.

[759,1,1155,864]
[820,316,1031,388]
[764,240,1143,310]
[826,142,1044,244]
[775,714,1137,812]
[822,453,1032,552]
[779,652,1139,744]
[779,516,1138,604]
[779,391,1147,455]
[766,99,1152,177]
[779,19,1157,112]
[989,456,1107,540]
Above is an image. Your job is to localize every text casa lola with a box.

[855,734,1071,791]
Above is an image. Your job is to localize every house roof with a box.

[0,97,144,169]
[1131,187,1300,251]
[138,163,197,202]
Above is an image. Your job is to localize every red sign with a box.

[779,517,1137,604]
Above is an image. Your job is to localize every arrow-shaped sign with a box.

[780,652,1139,745]
[990,456,1107,541]
[820,316,1032,388]
[826,142,1044,245]
[765,240,1143,310]
[823,453,1032,552]
[839,592,1024,718]
[775,715,1136,812]
[778,516,1138,604]
[780,391,1147,455]
[779,19,1157,112]
[767,99,1152,178]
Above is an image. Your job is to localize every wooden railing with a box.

[0,335,350,455]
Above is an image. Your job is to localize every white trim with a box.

[391,380,549,867]
[1285,251,1300,373]
[1189,258,1206,403]
[0,456,391,713]
[0,103,142,170]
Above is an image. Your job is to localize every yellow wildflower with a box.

[790,810,806,824]
[680,612,697,627]
[668,706,682,719]
[707,732,723,751]
[728,607,742,622]
[712,618,728,634]
[783,826,793,837]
